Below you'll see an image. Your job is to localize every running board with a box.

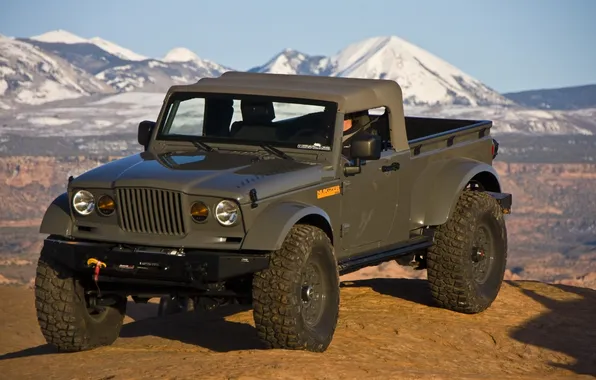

[337,236,433,276]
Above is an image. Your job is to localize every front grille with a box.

[116,188,187,236]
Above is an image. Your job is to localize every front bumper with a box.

[42,238,270,286]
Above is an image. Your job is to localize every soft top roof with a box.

[165,71,409,151]
[166,71,404,114]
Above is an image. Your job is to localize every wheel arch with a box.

[241,202,334,251]
[422,159,503,227]
[467,170,501,192]
[39,192,74,237]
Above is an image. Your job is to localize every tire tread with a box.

[252,224,339,352]
[426,190,508,314]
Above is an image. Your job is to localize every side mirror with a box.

[350,133,382,160]
[138,120,155,149]
[344,133,382,176]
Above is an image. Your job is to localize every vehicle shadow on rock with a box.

[0,345,57,361]
[0,300,155,360]
[340,278,438,308]
[0,301,261,361]
[508,280,596,376]
[124,299,160,321]
[119,302,265,352]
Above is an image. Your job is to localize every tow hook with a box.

[87,258,107,296]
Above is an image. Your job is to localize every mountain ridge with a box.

[504,84,596,111]
[1,29,595,136]
[31,30,148,61]
[5,29,516,108]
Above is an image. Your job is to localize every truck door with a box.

[340,148,408,256]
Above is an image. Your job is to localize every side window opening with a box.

[343,106,391,149]
[368,107,391,150]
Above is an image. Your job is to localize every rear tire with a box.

[34,252,127,352]
[252,225,340,352]
[426,190,508,314]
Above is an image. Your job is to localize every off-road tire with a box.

[34,252,127,352]
[427,190,508,314]
[252,224,340,352]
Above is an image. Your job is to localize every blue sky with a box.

[2,0,595,93]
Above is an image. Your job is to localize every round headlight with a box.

[97,195,115,216]
[215,200,239,226]
[72,190,95,216]
[190,201,209,223]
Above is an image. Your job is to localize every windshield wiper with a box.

[191,140,214,152]
[260,144,293,160]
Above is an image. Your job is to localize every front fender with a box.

[241,202,332,251]
[39,192,74,237]
[418,158,502,226]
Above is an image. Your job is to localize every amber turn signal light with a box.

[190,202,209,223]
[97,195,115,216]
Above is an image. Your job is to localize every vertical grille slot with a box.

[117,188,186,236]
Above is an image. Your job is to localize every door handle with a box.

[381,162,400,172]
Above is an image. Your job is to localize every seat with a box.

[230,100,276,138]
[203,98,234,137]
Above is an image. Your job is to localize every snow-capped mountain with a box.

[31,30,147,61]
[95,58,229,92]
[1,29,595,136]
[30,29,88,44]
[94,47,230,93]
[162,47,203,63]
[88,37,148,61]
[25,39,130,75]
[0,35,113,108]
[248,48,331,76]
[2,30,228,103]
[252,37,513,107]
[332,36,513,107]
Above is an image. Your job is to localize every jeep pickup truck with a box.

[35,71,512,353]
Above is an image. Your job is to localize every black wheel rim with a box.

[471,224,495,284]
[300,259,326,328]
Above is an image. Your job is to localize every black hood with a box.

[70,151,330,203]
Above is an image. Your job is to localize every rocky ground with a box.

[1,279,595,379]
[1,152,596,379]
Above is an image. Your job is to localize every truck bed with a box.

[372,113,492,154]
[401,116,492,158]
[405,117,491,144]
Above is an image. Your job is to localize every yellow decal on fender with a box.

[317,185,340,199]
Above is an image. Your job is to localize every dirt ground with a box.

[1,279,595,380]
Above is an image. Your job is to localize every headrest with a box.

[241,100,275,124]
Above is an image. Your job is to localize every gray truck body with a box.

[40,73,509,275]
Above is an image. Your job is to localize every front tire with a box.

[34,252,127,352]
[252,224,340,352]
[427,190,508,314]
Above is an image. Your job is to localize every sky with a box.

[1,0,595,93]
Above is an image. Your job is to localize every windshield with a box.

[156,92,338,151]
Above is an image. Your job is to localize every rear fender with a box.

[241,202,333,251]
[423,159,503,226]
[39,192,74,237]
